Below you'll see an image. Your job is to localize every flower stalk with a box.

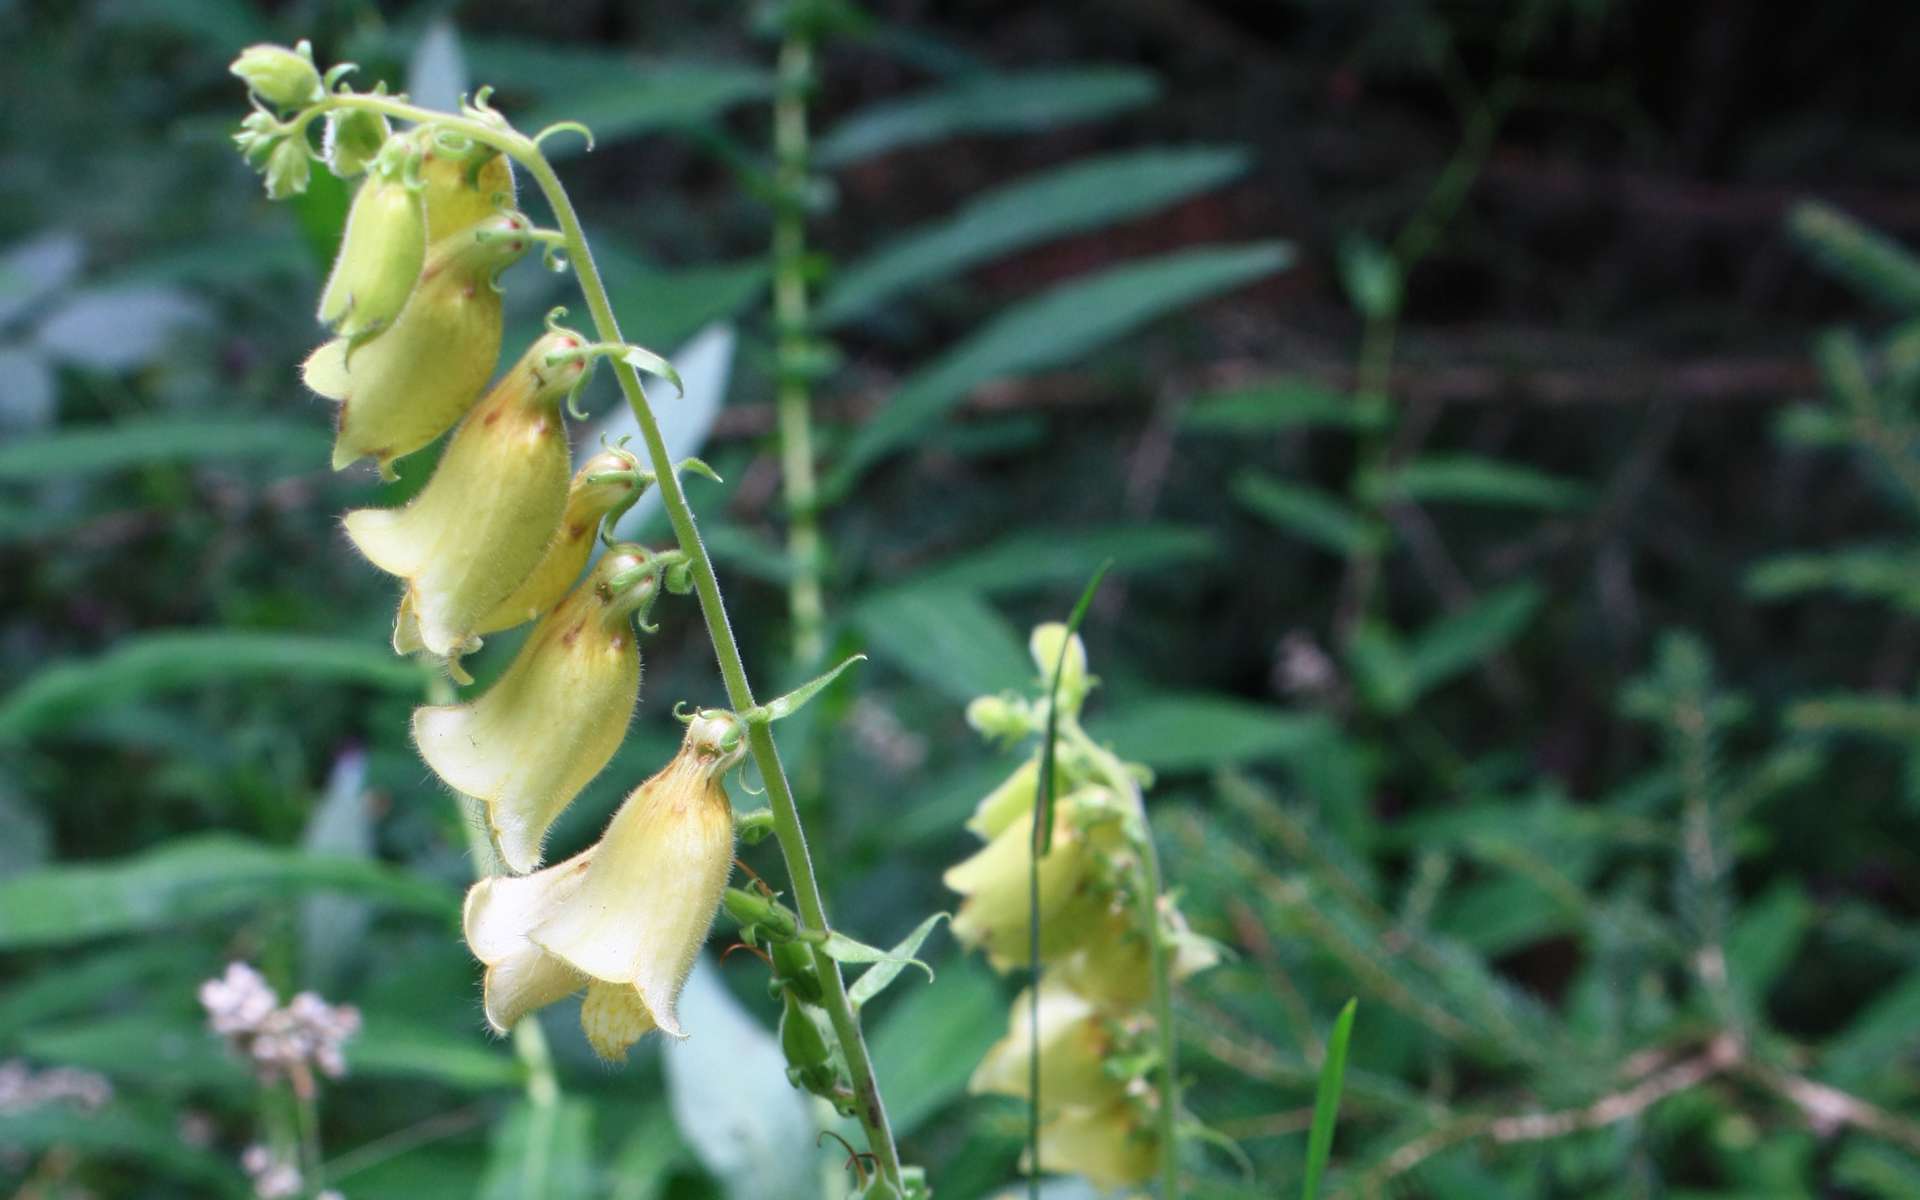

[281,87,905,1190]
[771,30,830,666]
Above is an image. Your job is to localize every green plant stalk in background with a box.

[771,31,830,666]
[288,90,907,1191]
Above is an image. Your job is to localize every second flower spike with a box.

[344,327,586,659]
[414,546,661,874]
[462,712,747,1058]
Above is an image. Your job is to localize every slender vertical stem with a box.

[772,33,829,666]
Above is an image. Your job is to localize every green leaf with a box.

[0,416,330,483]
[1087,694,1334,772]
[1301,998,1357,1200]
[0,631,427,739]
[1748,545,1920,611]
[853,586,1031,701]
[1789,201,1920,313]
[18,1014,243,1091]
[1823,968,1920,1089]
[753,654,866,723]
[480,1099,595,1200]
[819,147,1248,325]
[1726,884,1812,1014]
[1373,455,1590,511]
[817,68,1158,165]
[868,956,1004,1135]
[349,1020,524,1090]
[0,834,456,949]
[829,242,1292,491]
[1835,1142,1920,1198]
[1338,234,1401,319]
[0,1108,246,1196]
[520,63,771,155]
[849,912,951,1007]
[1787,691,1920,740]
[601,255,769,351]
[1183,379,1386,435]
[0,943,186,1038]
[1233,471,1384,556]
[906,523,1215,594]
[1394,584,1543,702]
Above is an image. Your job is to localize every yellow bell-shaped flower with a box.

[315,154,425,339]
[343,327,584,658]
[303,211,534,476]
[1027,1099,1161,1191]
[944,787,1119,971]
[462,712,747,1058]
[1053,903,1221,1010]
[969,980,1124,1113]
[471,446,649,638]
[415,128,517,239]
[414,547,661,873]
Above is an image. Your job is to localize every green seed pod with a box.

[303,211,533,475]
[326,108,391,178]
[778,990,832,1076]
[316,155,426,338]
[343,327,586,659]
[770,939,823,1005]
[229,42,323,110]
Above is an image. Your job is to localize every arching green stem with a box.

[305,90,906,1190]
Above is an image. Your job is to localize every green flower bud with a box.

[344,326,588,661]
[721,887,800,940]
[1029,622,1091,714]
[263,136,311,201]
[965,694,1032,742]
[233,111,278,165]
[326,108,391,178]
[770,939,823,1005]
[779,990,833,1077]
[316,161,426,338]
[230,41,323,110]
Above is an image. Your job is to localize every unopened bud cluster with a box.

[947,626,1217,1190]
[231,44,750,1058]
[198,962,361,1095]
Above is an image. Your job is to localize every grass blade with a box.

[1302,998,1357,1200]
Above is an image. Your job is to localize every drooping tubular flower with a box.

[413,126,516,238]
[343,326,585,658]
[462,711,747,1058]
[303,211,533,475]
[1027,1099,1162,1192]
[944,787,1125,971]
[465,446,650,642]
[414,546,661,873]
[315,140,426,340]
[969,980,1124,1113]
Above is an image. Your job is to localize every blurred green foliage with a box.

[4,1,1920,1198]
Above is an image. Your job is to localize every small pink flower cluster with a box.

[242,1144,343,1200]
[0,1058,112,1114]
[198,962,361,1092]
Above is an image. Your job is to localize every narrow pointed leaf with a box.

[754,654,866,723]
[818,68,1158,165]
[849,912,952,1007]
[1301,999,1357,1200]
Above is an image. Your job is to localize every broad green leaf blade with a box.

[819,147,1249,325]
[519,63,771,155]
[1372,455,1590,511]
[849,912,951,1007]
[1183,379,1386,435]
[0,834,456,949]
[18,1014,243,1091]
[853,586,1031,701]
[1301,998,1356,1200]
[0,416,329,482]
[868,956,1004,1135]
[1233,472,1383,556]
[349,1020,524,1090]
[906,523,1215,595]
[1087,695,1334,772]
[830,242,1292,491]
[479,1099,595,1200]
[0,631,427,739]
[0,1108,246,1196]
[817,68,1158,166]
[661,959,816,1200]
[1400,583,1544,697]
